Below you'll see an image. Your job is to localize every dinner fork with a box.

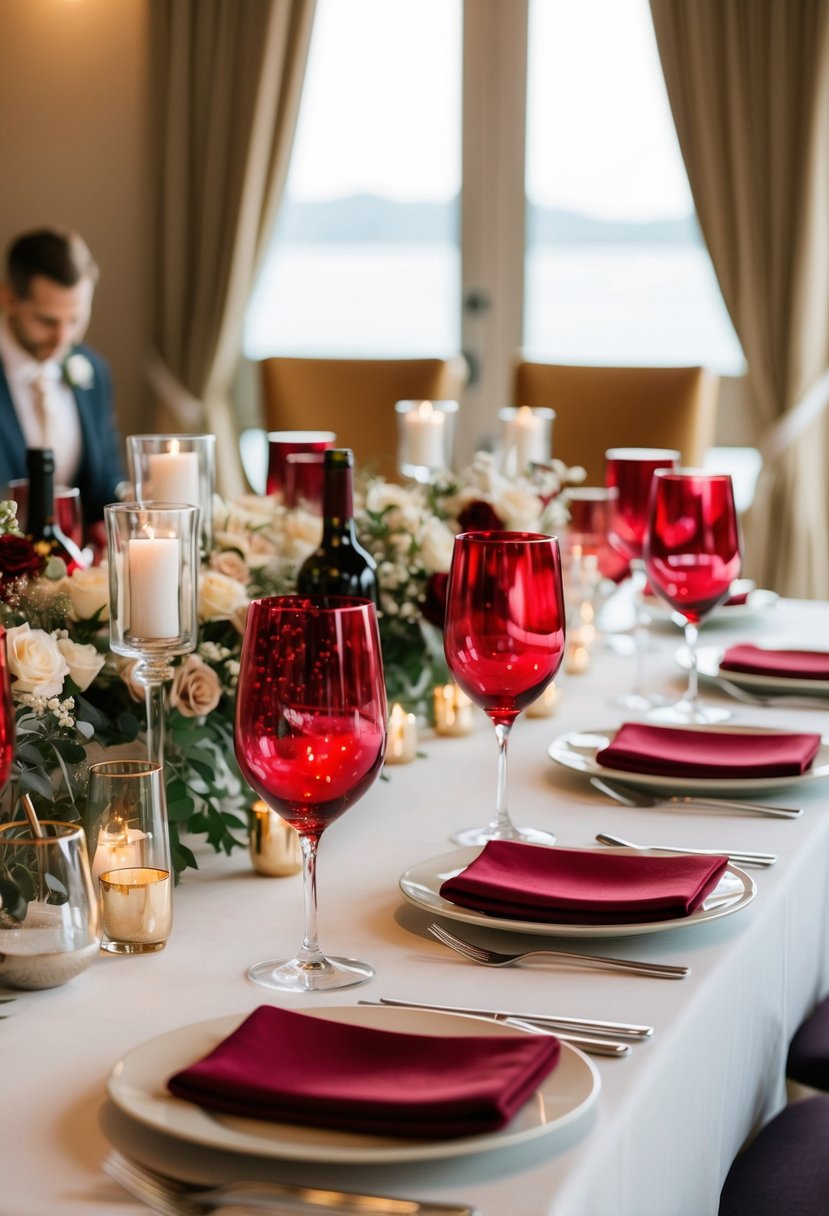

[102,1149,478,1215]
[589,775,803,819]
[428,922,689,978]
[713,674,829,710]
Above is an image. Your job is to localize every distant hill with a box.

[277,193,700,247]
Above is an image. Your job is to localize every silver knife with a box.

[363,997,654,1039]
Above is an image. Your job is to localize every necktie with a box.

[32,373,52,448]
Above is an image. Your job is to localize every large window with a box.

[524,0,744,372]
[243,0,461,360]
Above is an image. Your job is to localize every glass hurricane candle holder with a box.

[498,407,554,475]
[104,503,200,787]
[395,400,459,482]
[87,760,172,953]
[127,434,215,554]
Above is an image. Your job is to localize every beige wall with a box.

[0,0,152,440]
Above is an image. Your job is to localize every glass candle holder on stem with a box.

[104,503,200,821]
[395,400,458,483]
[127,434,215,555]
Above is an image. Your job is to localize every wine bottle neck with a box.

[321,465,356,538]
[27,451,56,539]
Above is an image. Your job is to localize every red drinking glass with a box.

[265,431,336,498]
[645,470,741,723]
[605,448,680,709]
[283,451,326,513]
[235,595,387,990]
[444,532,565,845]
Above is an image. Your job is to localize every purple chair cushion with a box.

[719,1096,829,1215]
[787,995,829,1091]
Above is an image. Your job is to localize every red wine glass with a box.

[235,595,387,991]
[605,448,680,709]
[644,470,741,724]
[444,532,566,846]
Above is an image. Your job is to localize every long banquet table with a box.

[6,594,829,1216]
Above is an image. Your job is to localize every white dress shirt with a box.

[0,316,83,487]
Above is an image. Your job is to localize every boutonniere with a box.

[63,352,95,391]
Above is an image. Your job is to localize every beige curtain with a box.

[149,0,316,497]
[649,0,829,597]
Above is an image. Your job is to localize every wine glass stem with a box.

[630,559,649,698]
[494,722,513,836]
[684,620,700,710]
[298,833,325,965]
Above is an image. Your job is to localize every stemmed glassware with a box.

[605,447,680,708]
[234,595,387,991]
[444,531,566,846]
[644,470,741,724]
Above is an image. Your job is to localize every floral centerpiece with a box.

[0,452,582,879]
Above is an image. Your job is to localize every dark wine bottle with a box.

[296,449,378,603]
[26,448,87,574]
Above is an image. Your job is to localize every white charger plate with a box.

[644,580,779,628]
[108,1004,599,1165]
[548,724,829,795]
[693,643,829,697]
[399,846,754,939]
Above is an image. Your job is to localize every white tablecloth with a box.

[6,594,829,1216]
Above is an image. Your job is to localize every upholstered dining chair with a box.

[718,1095,829,1215]
[258,355,467,481]
[511,361,719,484]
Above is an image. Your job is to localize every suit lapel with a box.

[0,358,27,483]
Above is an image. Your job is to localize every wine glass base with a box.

[450,824,556,847]
[247,954,374,993]
[613,691,668,711]
[647,701,733,726]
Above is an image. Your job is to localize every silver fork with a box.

[428,922,689,979]
[102,1148,477,1215]
[589,775,803,819]
[714,674,829,709]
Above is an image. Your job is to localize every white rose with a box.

[169,655,222,717]
[6,624,69,697]
[66,564,110,620]
[56,638,105,692]
[198,570,248,621]
[497,484,544,529]
[418,517,455,574]
[209,549,250,583]
[64,352,94,390]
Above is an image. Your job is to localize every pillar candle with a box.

[405,401,445,468]
[502,407,547,471]
[148,449,200,505]
[128,537,180,638]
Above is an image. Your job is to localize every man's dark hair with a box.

[6,229,99,297]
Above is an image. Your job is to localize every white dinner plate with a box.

[548,724,829,795]
[108,1004,599,1164]
[399,846,755,939]
[693,643,829,697]
[643,580,779,628]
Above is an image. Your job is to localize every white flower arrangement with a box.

[63,352,95,390]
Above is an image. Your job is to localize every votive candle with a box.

[148,445,200,506]
[99,867,172,952]
[385,703,418,764]
[433,683,475,736]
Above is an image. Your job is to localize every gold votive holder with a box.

[525,683,560,718]
[385,702,418,764]
[433,683,475,736]
[249,801,303,876]
[99,866,172,954]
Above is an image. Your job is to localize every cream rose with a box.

[418,517,455,574]
[6,624,69,697]
[169,655,221,718]
[198,571,248,622]
[119,658,145,703]
[210,549,250,583]
[56,638,105,692]
[66,564,110,620]
[230,600,250,637]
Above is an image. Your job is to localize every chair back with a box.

[259,356,467,480]
[512,361,719,484]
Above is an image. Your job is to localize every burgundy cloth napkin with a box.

[167,1005,560,1139]
[596,722,821,779]
[439,840,728,924]
[720,644,829,681]
[724,591,750,607]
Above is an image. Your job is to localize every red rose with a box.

[457,500,503,532]
[0,534,45,580]
[422,572,449,629]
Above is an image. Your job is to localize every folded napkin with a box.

[724,591,750,607]
[720,644,829,682]
[596,722,821,779]
[168,1005,560,1139]
[439,840,727,924]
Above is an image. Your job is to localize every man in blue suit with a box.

[0,228,125,527]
